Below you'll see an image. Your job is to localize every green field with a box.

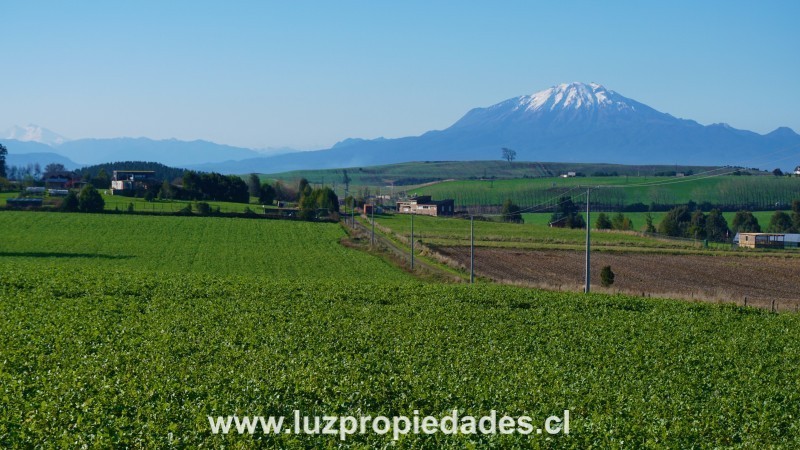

[0,212,405,279]
[2,210,800,447]
[413,175,800,210]
[264,160,727,192]
[0,191,277,214]
[370,213,728,252]
[2,260,799,448]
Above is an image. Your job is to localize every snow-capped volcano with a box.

[450,81,676,132]
[518,82,632,112]
[3,124,68,146]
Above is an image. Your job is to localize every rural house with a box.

[111,170,158,195]
[396,195,455,216]
[734,233,800,249]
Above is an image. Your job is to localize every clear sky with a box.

[2,0,798,150]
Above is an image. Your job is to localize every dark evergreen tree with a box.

[259,183,276,205]
[550,196,584,228]
[705,209,730,242]
[501,199,523,223]
[731,211,761,233]
[658,205,692,237]
[595,212,612,230]
[247,173,261,198]
[0,143,7,178]
[688,210,707,239]
[767,211,793,233]
[78,185,105,213]
[60,191,79,212]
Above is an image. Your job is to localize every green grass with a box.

[99,194,274,214]
[0,211,407,280]
[0,191,274,213]
[263,161,725,192]
[415,175,800,209]
[1,262,799,447]
[3,210,799,447]
[372,213,713,251]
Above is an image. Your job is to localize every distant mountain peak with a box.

[3,124,69,146]
[516,81,634,113]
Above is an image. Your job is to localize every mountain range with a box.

[4,83,799,173]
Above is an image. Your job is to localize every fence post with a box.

[410,213,415,270]
[470,215,474,284]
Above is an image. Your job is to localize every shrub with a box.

[78,185,105,213]
[195,202,211,216]
[600,266,615,287]
[59,191,79,212]
[595,212,612,229]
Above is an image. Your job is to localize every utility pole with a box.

[371,203,375,245]
[410,213,415,270]
[470,214,474,284]
[585,187,591,293]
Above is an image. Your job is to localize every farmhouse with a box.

[111,170,158,194]
[794,165,800,176]
[43,175,75,189]
[734,233,800,249]
[396,195,455,216]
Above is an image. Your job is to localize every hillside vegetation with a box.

[414,176,800,210]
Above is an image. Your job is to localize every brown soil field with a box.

[432,246,800,311]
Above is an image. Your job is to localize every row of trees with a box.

[595,212,634,231]
[182,171,249,203]
[298,186,339,220]
[657,206,731,241]
[657,200,800,241]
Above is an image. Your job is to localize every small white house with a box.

[794,165,800,176]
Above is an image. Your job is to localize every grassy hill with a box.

[262,160,731,190]
[413,175,800,210]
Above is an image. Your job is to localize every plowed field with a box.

[434,246,800,310]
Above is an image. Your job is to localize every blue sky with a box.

[2,1,798,150]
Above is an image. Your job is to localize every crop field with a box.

[0,192,271,213]
[0,212,406,280]
[370,213,727,252]
[2,210,800,447]
[99,194,269,214]
[264,161,724,193]
[2,260,799,447]
[414,175,800,209]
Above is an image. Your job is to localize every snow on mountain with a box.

[517,82,633,112]
[3,124,68,146]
